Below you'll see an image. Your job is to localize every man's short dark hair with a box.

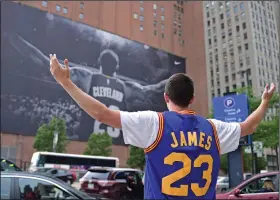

[164,73,194,107]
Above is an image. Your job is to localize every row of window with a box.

[42,1,84,19]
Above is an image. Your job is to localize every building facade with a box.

[203,1,280,172]
[2,1,207,167]
[203,1,279,109]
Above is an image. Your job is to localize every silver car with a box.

[216,176,229,193]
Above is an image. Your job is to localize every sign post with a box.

[213,94,251,188]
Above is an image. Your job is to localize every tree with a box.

[33,117,69,153]
[127,146,145,170]
[220,150,267,174]
[84,132,112,156]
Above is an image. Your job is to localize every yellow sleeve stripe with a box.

[144,113,164,153]
[208,120,221,154]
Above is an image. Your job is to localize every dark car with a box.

[1,171,99,200]
[216,171,279,199]
[34,167,76,185]
[1,158,22,172]
[80,167,144,200]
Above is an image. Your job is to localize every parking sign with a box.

[212,94,252,146]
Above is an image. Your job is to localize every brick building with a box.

[1,1,207,168]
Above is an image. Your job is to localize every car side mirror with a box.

[234,189,241,196]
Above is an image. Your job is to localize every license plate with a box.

[88,184,94,189]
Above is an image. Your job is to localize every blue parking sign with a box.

[212,94,252,146]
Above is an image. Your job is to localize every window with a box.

[212,18,216,24]
[140,25,144,31]
[236,25,240,32]
[56,5,61,12]
[153,12,156,18]
[133,13,138,19]
[161,7,164,13]
[241,82,245,87]
[232,74,236,81]
[221,23,224,29]
[80,2,84,9]
[140,7,144,12]
[1,178,11,199]
[220,14,224,20]
[161,15,165,21]
[41,1,47,7]
[240,2,245,10]
[226,86,230,93]
[140,15,144,21]
[161,33,164,39]
[180,40,184,46]
[207,20,210,26]
[207,12,210,18]
[225,76,229,82]
[238,46,242,53]
[234,6,238,13]
[242,22,246,29]
[245,43,249,50]
[154,30,157,36]
[18,177,75,200]
[79,13,84,19]
[244,32,247,40]
[63,7,68,14]
[233,84,237,89]
[153,4,157,9]
[161,24,164,30]
[240,175,278,194]
[246,57,250,65]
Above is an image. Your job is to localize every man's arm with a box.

[210,83,276,155]
[62,79,122,128]
[50,55,159,148]
[239,83,276,137]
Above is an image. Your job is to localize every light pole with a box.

[238,69,255,174]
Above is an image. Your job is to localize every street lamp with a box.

[238,69,255,174]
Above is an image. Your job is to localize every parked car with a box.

[0,171,98,200]
[216,176,229,193]
[34,167,76,185]
[216,171,279,199]
[80,167,144,200]
[1,158,22,172]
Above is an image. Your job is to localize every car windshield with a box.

[1,159,22,171]
[83,170,110,180]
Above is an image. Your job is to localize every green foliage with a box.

[220,151,267,174]
[254,115,279,149]
[33,117,69,153]
[84,132,112,156]
[127,146,145,170]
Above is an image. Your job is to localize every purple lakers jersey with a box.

[144,110,220,199]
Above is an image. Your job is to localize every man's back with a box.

[144,111,220,199]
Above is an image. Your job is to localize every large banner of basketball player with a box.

[1,2,186,145]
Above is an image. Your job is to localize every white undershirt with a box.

[120,111,241,155]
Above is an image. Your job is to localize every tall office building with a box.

[274,1,280,40]
[203,1,279,112]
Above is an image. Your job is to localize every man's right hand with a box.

[49,54,71,86]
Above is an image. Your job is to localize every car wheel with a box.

[221,188,226,193]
